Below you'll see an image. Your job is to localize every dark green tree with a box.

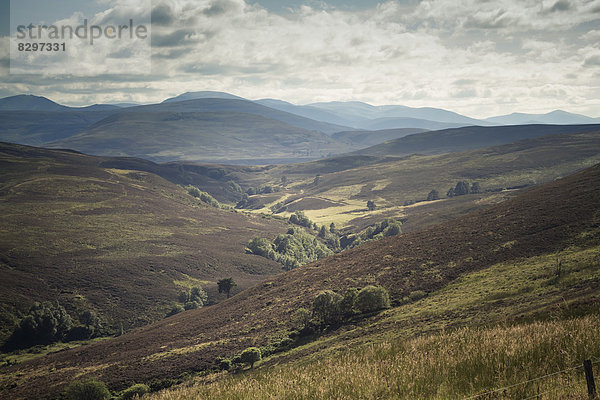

[356,286,390,314]
[426,190,440,201]
[340,288,359,319]
[329,222,336,234]
[240,347,261,368]
[471,182,481,194]
[312,290,342,326]
[218,278,237,299]
[5,301,73,349]
[454,181,470,196]
[367,200,376,211]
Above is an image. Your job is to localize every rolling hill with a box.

[47,111,355,163]
[128,98,351,135]
[331,128,428,147]
[352,123,600,157]
[485,109,600,125]
[2,156,598,399]
[307,100,494,128]
[0,142,289,344]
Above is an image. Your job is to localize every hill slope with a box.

[353,123,600,157]
[332,128,428,147]
[131,98,351,135]
[2,160,599,399]
[0,142,288,343]
[47,111,355,163]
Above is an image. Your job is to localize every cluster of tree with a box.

[167,286,208,317]
[186,185,221,208]
[446,181,481,197]
[288,210,313,228]
[2,302,105,351]
[293,285,391,332]
[340,218,402,249]
[247,227,333,270]
[246,185,281,196]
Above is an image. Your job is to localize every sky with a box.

[1,0,600,118]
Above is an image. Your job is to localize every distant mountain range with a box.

[1,92,599,164]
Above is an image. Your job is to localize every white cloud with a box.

[2,0,600,118]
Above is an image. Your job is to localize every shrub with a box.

[288,211,312,228]
[340,288,359,319]
[217,357,232,371]
[312,290,343,326]
[291,308,312,331]
[409,290,427,302]
[356,286,390,314]
[240,347,261,368]
[120,383,150,400]
[64,379,110,400]
[166,304,184,317]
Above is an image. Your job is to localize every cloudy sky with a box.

[1,0,600,118]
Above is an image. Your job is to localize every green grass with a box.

[145,238,600,399]
[148,315,600,400]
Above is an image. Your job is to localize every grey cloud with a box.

[549,0,572,13]
[584,55,600,66]
[151,4,175,26]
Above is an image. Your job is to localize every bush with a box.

[340,288,359,319]
[288,211,312,228]
[217,357,232,371]
[120,383,149,400]
[64,379,110,400]
[166,304,184,317]
[356,286,390,314]
[312,290,342,326]
[291,308,312,331]
[240,347,261,368]
[409,290,427,302]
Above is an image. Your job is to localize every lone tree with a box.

[217,278,237,299]
[367,200,376,211]
[240,347,261,368]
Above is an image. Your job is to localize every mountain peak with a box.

[0,94,68,111]
[162,91,245,103]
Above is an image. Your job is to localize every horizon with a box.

[3,91,599,120]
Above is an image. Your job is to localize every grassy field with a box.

[150,316,600,400]
[148,239,600,399]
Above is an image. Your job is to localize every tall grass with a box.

[149,315,600,399]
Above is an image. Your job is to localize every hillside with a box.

[0,142,289,343]
[332,128,428,147]
[353,123,600,157]
[0,111,117,145]
[307,101,494,128]
[486,109,600,125]
[1,160,599,399]
[130,98,351,135]
[47,111,355,163]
